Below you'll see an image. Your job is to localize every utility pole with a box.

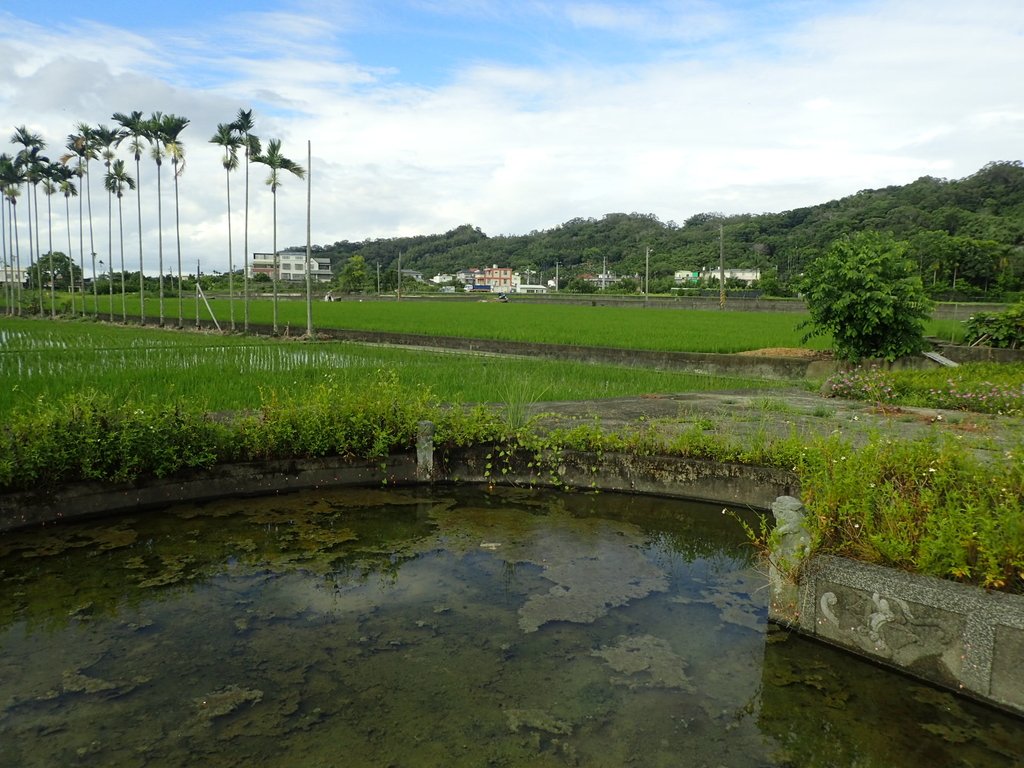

[644,246,650,305]
[397,250,402,301]
[305,140,313,337]
[718,222,725,310]
[376,261,380,294]
[555,261,560,292]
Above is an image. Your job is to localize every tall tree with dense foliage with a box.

[253,138,305,334]
[799,231,933,361]
[210,122,242,330]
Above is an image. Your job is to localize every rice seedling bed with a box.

[0,317,777,414]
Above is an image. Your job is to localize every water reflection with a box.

[0,486,1020,767]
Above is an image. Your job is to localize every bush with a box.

[963,302,1024,349]
[799,232,933,361]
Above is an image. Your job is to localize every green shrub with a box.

[963,302,1024,349]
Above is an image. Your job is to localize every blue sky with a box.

[1,1,1022,275]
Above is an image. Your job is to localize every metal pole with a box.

[305,140,313,337]
[719,223,725,310]
[644,246,650,304]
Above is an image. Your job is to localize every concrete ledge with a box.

[769,553,1024,716]
[0,456,418,532]
[0,448,798,533]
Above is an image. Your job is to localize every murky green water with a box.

[1,486,1021,767]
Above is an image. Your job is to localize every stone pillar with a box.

[767,495,812,628]
[416,421,435,482]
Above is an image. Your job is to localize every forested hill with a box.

[303,160,1024,296]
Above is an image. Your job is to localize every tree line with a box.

[317,161,1024,299]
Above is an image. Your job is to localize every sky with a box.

[0,0,1022,276]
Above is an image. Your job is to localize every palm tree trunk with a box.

[243,152,250,332]
[156,163,164,326]
[85,162,97,317]
[136,156,145,325]
[32,183,44,315]
[77,178,85,317]
[46,190,55,317]
[226,166,235,331]
[272,189,278,334]
[11,201,22,316]
[118,195,127,322]
[174,166,183,327]
[65,196,75,316]
[107,185,114,321]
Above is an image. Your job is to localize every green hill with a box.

[303,160,1024,299]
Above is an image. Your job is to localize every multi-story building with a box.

[481,265,513,292]
[249,253,334,282]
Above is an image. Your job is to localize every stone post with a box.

[416,421,435,482]
[767,495,812,628]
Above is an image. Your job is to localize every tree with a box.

[11,126,47,315]
[253,138,304,334]
[105,158,135,322]
[32,251,79,291]
[210,122,242,330]
[0,153,26,315]
[799,231,933,362]
[338,254,368,293]
[60,128,93,316]
[58,171,78,310]
[153,113,189,326]
[146,111,168,325]
[113,110,152,324]
[231,109,260,332]
[93,124,125,321]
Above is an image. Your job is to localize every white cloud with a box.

[1,0,1022,275]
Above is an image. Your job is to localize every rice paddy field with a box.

[26,293,839,353]
[0,316,782,415]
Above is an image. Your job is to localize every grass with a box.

[824,364,1024,415]
[12,292,836,353]
[0,316,778,415]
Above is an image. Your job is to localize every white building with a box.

[675,268,761,286]
[249,253,333,283]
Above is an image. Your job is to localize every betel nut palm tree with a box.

[105,158,135,322]
[10,126,46,314]
[210,122,242,330]
[113,110,151,324]
[57,166,78,314]
[151,113,189,327]
[60,128,92,316]
[92,124,125,321]
[253,138,305,335]
[0,153,25,315]
[231,109,259,332]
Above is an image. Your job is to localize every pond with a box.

[0,485,1021,767]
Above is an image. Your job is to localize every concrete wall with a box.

[769,553,1024,717]
[4,442,1022,716]
[312,327,836,381]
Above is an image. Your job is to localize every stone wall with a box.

[767,497,1024,717]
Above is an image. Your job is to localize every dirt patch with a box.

[736,348,831,359]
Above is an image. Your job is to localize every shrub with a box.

[963,301,1024,349]
[799,232,933,361]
